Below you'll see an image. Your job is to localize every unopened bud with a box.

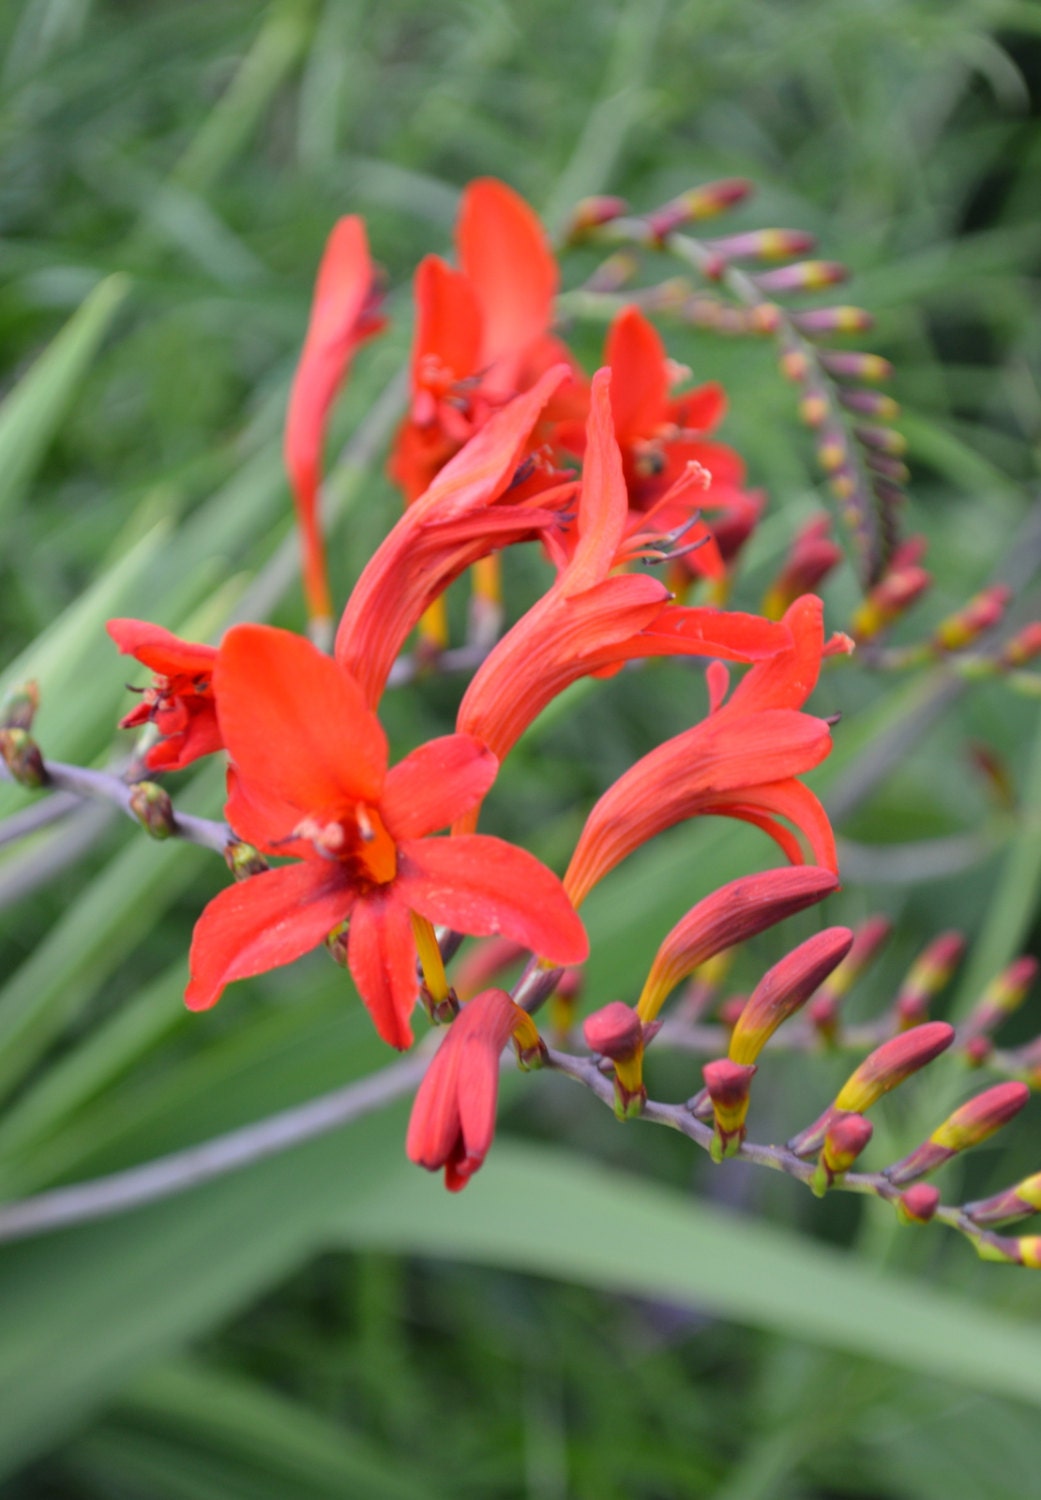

[819,351,894,383]
[0,727,46,788]
[706,228,817,262]
[792,306,874,335]
[886,1082,1030,1185]
[756,261,848,294]
[0,681,40,731]
[799,393,830,429]
[586,249,640,295]
[816,425,848,474]
[564,195,629,241]
[1000,622,1041,669]
[749,302,782,334]
[646,179,752,240]
[962,955,1037,1043]
[224,838,269,881]
[932,585,1010,654]
[839,390,901,421]
[780,348,811,382]
[703,1058,757,1160]
[851,565,931,642]
[128,780,176,839]
[895,1184,940,1225]
[583,1001,646,1118]
[730,928,854,1066]
[789,1022,955,1157]
[854,422,907,454]
[807,915,891,1039]
[976,1234,1041,1267]
[637,866,839,1022]
[965,1171,1041,1227]
[811,1111,873,1196]
[863,450,910,485]
[763,517,844,621]
[967,741,1015,812]
[895,930,965,1028]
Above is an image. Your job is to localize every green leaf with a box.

[0,275,129,528]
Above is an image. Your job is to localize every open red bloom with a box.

[406,987,520,1189]
[337,367,576,707]
[107,618,220,772]
[285,217,386,629]
[455,369,790,808]
[390,179,580,504]
[555,307,764,579]
[563,594,839,908]
[187,626,587,1048]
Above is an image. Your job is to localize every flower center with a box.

[295,803,398,885]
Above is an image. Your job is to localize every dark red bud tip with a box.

[0,681,40,732]
[0,728,47,789]
[963,1035,992,1067]
[899,1184,940,1224]
[128,780,176,839]
[703,1058,757,1103]
[564,195,630,240]
[583,1001,643,1060]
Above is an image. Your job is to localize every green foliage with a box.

[1,0,1040,1495]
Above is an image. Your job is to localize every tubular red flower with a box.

[563,595,838,908]
[284,217,386,628]
[406,987,521,1189]
[456,370,790,792]
[187,626,586,1048]
[108,618,220,772]
[390,179,578,504]
[728,927,854,1065]
[337,368,575,707]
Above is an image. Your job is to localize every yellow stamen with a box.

[410,912,450,1003]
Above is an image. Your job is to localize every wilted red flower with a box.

[406,987,523,1189]
[390,179,579,504]
[337,368,576,708]
[455,369,790,808]
[187,626,587,1048]
[284,217,386,631]
[562,593,840,908]
[108,618,220,772]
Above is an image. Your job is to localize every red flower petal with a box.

[605,307,670,442]
[566,368,630,595]
[457,179,557,373]
[704,779,838,872]
[107,618,217,677]
[411,255,482,388]
[671,380,726,432]
[727,595,825,713]
[186,862,350,1012]
[284,216,385,623]
[347,891,418,1050]
[398,836,588,965]
[216,625,387,812]
[381,735,498,840]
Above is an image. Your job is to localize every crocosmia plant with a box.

[4,171,1041,1290]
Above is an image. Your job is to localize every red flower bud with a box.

[729,928,854,1066]
[896,1184,940,1225]
[703,1058,757,1160]
[886,1082,1030,1185]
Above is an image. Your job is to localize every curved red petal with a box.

[398,836,588,965]
[382,735,498,840]
[706,780,838,873]
[605,307,669,441]
[671,380,727,432]
[107,618,216,677]
[412,255,481,386]
[347,892,417,1050]
[216,625,387,811]
[727,595,825,713]
[566,368,630,595]
[457,179,557,370]
[284,216,384,622]
[186,862,350,1011]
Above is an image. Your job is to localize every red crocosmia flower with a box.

[107,618,220,773]
[390,178,581,505]
[186,625,587,1049]
[556,307,764,580]
[454,370,791,816]
[406,987,521,1189]
[336,368,577,707]
[562,594,839,908]
[285,216,386,631]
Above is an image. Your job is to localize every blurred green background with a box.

[1,0,1041,1495]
